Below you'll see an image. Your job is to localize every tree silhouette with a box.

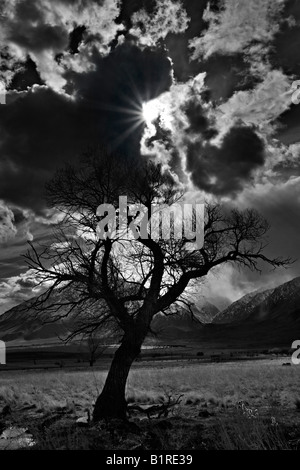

[25,148,291,421]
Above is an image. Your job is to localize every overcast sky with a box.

[0,0,300,314]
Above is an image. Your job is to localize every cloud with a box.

[0,0,300,315]
[129,0,190,48]
[201,257,295,308]
[230,176,300,283]
[0,201,17,243]
[8,22,68,54]
[215,70,293,138]
[189,0,284,61]
[199,175,300,305]
[275,99,300,146]
[0,202,39,296]
[271,142,300,179]
[0,205,64,289]
[200,264,264,306]
[0,202,37,251]
[8,57,44,91]
[0,45,173,211]
[141,73,266,196]
[0,0,123,92]
[141,72,207,150]
[0,268,45,315]
[186,125,265,196]
[0,85,92,210]
[269,0,300,76]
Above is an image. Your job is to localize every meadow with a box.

[1,358,300,409]
[1,358,300,449]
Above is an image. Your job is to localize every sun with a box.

[102,95,163,151]
[142,100,160,125]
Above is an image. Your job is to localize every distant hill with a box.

[192,300,220,324]
[213,277,300,326]
[0,290,118,343]
[0,290,220,345]
[213,288,275,324]
[151,277,300,348]
[205,277,300,348]
[0,293,72,343]
[1,277,300,350]
[150,300,219,341]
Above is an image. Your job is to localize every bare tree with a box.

[24,148,291,421]
[86,333,107,367]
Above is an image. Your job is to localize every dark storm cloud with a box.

[0,86,94,210]
[8,23,69,53]
[14,0,44,23]
[183,100,217,139]
[0,43,172,210]
[5,0,69,53]
[186,126,265,196]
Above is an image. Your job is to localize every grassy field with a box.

[1,358,300,409]
[1,358,300,449]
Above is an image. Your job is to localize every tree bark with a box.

[93,329,145,421]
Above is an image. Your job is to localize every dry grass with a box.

[1,358,300,449]
[0,358,299,412]
[215,409,291,450]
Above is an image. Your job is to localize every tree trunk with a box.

[93,330,144,421]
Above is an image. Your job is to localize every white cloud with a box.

[0,269,45,315]
[211,70,293,144]
[189,0,284,61]
[0,201,17,243]
[0,0,123,92]
[235,174,300,211]
[200,261,294,309]
[141,73,207,169]
[130,0,190,48]
[42,0,122,46]
[0,202,38,246]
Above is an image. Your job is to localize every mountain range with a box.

[1,277,300,349]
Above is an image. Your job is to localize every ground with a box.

[1,358,300,449]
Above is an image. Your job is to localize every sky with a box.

[0,0,300,314]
